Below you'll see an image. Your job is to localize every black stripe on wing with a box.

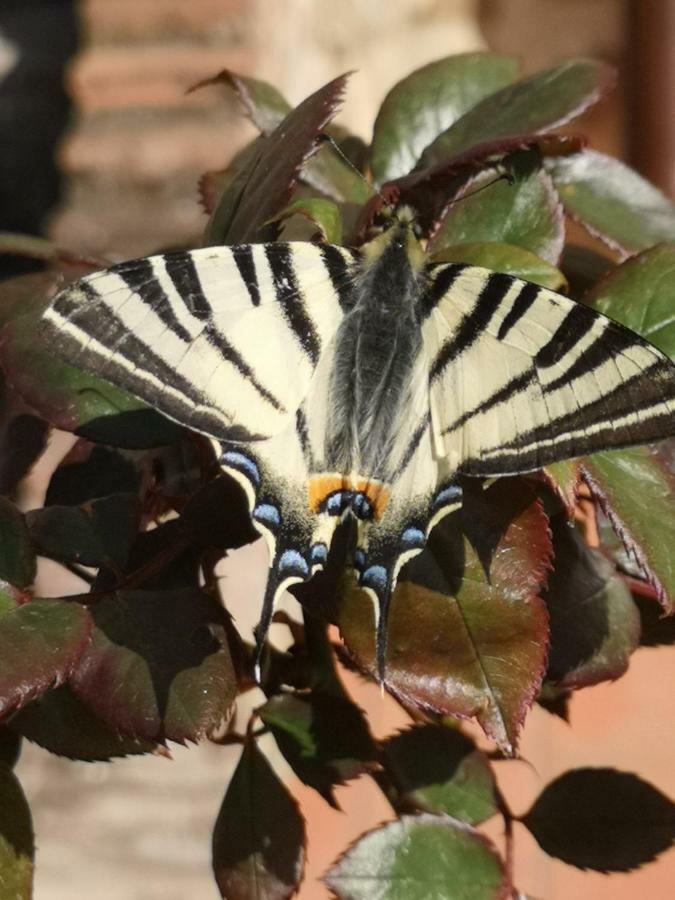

[112,258,192,343]
[320,244,357,312]
[163,251,212,319]
[430,272,514,380]
[416,263,466,323]
[232,245,261,307]
[265,244,321,365]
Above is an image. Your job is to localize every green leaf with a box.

[548,151,675,256]
[0,764,33,899]
[582,445,675,611]
[382,725,497,824]
[522,768,675,872]
[270,197,343,244]
[371,53,519,185]
[324,814,507,900]
[26,493,140,570]
[9,685,155,761]
[338,480,552,753]
[258,691,376,807]
[543,517,640,689]
[541,460,582,516]
[0,498,36,588]
[586,243,675,356]
[431,171,564,264]
[0,286,181,448]
[205,73,351,245]
[0,599,93,720]
[418,59,614,168]
[69,588,235,742]
[431,242,566,291]
[212,740,305,900]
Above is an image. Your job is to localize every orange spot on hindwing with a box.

[308,474,390,521]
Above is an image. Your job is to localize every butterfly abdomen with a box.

[325,224,425,480]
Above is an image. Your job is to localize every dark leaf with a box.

[586,243,675,356]
[9,685,155,761]
[338,480,552,753]
[205,73,351,245]
[324,814,508,900]
[633,590,675,647]
[69,588,235,742]
[0,763,33,899]
[431,170,564,264]
[26,493,140,569]
[258,691,376,807]
[522,768,675,872]
[431,242,566,291]
[181,474,258,551]
[548,151,675,256]
[382,725,497,823]
[371,53,519,185]
[0,727,21,768]
[46,443,139,506]
[536,683,571,721]
[582,445,675,612]
[418,59,614,168]
[544,517,639,688]
[0,413,49,496]
[0,599,93,720]
[0,497,36,588]
[212,739,305,900]
[0,284,181,448]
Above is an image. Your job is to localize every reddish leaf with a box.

[205,73,351,245]
[540,460,583,516]
[338,480,552,753]
[543,517,640,689]
[9,685,155,761]
[0,599,93,720]
[212,739,306,900]
[69,588,235,743]
[190,69,291,134]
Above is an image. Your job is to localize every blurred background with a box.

[1,0,673,898]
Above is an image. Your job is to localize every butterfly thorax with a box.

[325,222,426,483]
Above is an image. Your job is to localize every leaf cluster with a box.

[0,53,674,898]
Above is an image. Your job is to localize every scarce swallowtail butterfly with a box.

[41,207,675,680]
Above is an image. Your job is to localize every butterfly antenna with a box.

[317,132,389,207]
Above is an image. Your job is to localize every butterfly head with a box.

[361,204,426,272]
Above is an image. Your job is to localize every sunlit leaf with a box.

[0,599,92,720]
[418,59,614,168]
[371,53,519,185]
[270,197,343,244]
[522,768,675,872]
[69,588,235,742]
[324,814,508,900]
[431,242,566,291]
[549,151,675,256]
[212,739,305,900]
[338,480,552,752]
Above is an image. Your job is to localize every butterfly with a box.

[41,206,675,679]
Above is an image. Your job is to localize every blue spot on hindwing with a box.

[351,493,373,520]
[434,483,463,509]
[401,527,425,547]
[311,543,328,566]
[253,504,281,528]
[360,565,388,591]
[278,549,309,577]
[325,491,352,515]
[221,451,261,486]
[353,549,366,572]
